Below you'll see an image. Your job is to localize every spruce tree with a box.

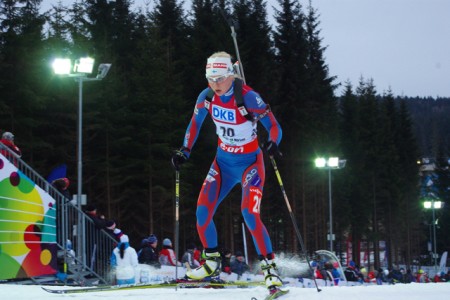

[377,90,402,269]
[335,82,361,257]
[396,98,421,266]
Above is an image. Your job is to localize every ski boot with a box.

[186,251,221,280]
[261,258,289,299]
[260,258,283,289]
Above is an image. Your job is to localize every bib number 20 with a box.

[220,126,235,137]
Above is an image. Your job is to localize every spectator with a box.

[138,234,160,267]
[416,269,430,283]
[331,261,343,285]
[111,234,138,285]
[230,251,249,277]
[84,204,107,229]
[221,249,232,274]
[310,261,324,279]
[193,245,203,265]
[52,178,71,201]
[65,239,76,266]
[359,266,368,281]
[433,272,446,283]
[52,177,72,242]
[344,261,363,282]
[376,268,394,285]
[159,238,181,266]
[398,268,410,283]
[0,131,22,165]
[182,243,201,269]
[389,267,402,283]
[105,220,123,242]
[322,261,336,284]
[367,269,377,284]
[403,269,415,283]
[84,204,116,273]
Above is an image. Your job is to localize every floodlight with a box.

[52,58,72,75]
[73,57,95,74]
[328,157,339,168]
[424,200,443,209]
[315,158,326,168]
[97,63,112,79]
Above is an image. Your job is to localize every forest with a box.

[0,0,449,270]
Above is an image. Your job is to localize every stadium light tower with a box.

[315,157,346,253]
[52,57,111,266]
[423,199,442,273]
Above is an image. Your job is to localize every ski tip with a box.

[41,287,64,294]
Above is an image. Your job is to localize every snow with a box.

[1,282,450,300]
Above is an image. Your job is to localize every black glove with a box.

[171,148,189,171]
[264,141,282,158]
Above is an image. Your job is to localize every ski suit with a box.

[181,81,282,257]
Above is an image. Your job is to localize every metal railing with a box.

[0,143,115,285]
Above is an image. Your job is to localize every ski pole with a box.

[269,156,322,292]
[175,170,180,290]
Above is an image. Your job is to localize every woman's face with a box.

[207,75,234,96]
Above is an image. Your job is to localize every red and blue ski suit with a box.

[181,80,282,258]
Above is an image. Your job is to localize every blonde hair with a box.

[208,51,232,59]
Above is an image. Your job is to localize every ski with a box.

[41,282,176,294]
[177,279,265,288]
[264,288,289,300]
[41,279,265,294]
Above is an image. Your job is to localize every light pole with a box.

[52,58,111,266]
[315,157,346,253]
[423,199,442,273]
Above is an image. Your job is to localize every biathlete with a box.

[171,51,283,294]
